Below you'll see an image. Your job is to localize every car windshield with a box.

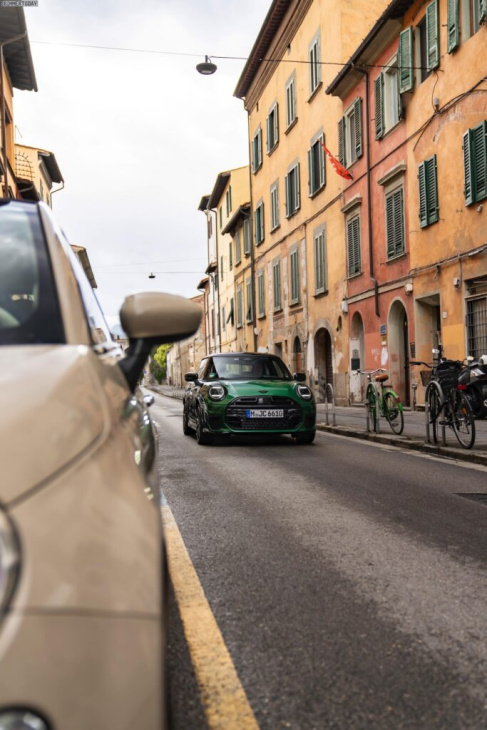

[0,202,64,346]
[209,355,292,381]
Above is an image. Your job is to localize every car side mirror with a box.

[185,372,198,382]
[119,292,201,391]
[294,373,306,382]
[143,394,155,407]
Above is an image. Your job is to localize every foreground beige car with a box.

[0,200,201,730]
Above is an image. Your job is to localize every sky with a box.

[16,0,269,323]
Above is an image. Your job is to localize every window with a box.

[229,241,233,270]
[272,258,282,312]
[220,255,224,281]
[308,32,321,96]
[467,296,487,358]
[285,72,297,128]
[266,103,279,153]
[219,206,222,229]
[254,201,265,245]
[385,186,406,259]
[375,59,402,139]
[236,286,243,328]
[285,162,300,218]
[235,228,242,264]
[398,27,414,92]
[257,269,266,318]
[207,215,212,238]
[425,0,440,70]
[228,297,234,326]
[308,133,326,196]
[270,180,280,230]
[245,278,253,323]
[243,217,252,254]
[347,214,361,277]
[447,0,459,52]
[289,246,300,305]
[252,126,262,173]
[463,121,487,206]
[465,0,487,37]
[418,155,439,227]
[226,186,232,216]
[314,225,327,294]
[222,305,226,331]
[416,17,433,84]
[338,99,363,168]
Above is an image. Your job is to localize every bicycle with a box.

[410,358,475,449]
[356,368,404,435]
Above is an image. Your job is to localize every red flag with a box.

[319,139,353,180]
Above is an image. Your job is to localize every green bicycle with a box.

[358,368,404,435]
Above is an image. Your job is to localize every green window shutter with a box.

[426,0,440,70]
[347,217,361,276]
[418,162,427,228]
[398,27,414,93]
[386,189,405,258]
[472,121,487,202]
[338,117,346,165]
[319,135,326,187]
[447,0,459,53]
[260,202,265,241]
[285,173,290,217]
[463,129,473,205]
[296,163,301,209]
[274,103,279,145]
[374,75,384,140]
[426,155,439,224]
[266,114,271,154]
[354,99,363,159]
[229,241,233,270]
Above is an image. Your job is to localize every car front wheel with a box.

[195,411,213,445]
[183,407,193,435]
[295,431,316,444]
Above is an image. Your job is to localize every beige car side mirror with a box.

[119,292,201,391]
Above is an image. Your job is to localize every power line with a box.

[95,257,206,268]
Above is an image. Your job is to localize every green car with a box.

[183,353,316,445]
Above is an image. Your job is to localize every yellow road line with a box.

[161,504,260,730]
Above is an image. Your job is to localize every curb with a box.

[316,423,487,466]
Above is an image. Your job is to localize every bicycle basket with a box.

[420,370,432,387]
[433,361,462,392]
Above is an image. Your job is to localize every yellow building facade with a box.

[235,0,390,402]
[15,144,63,205]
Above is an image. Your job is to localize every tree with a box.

[149,343,171,383]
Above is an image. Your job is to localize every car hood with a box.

[222,379,299,398]
[0,346,107,504]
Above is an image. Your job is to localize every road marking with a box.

[161,504,260,730]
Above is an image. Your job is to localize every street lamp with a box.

[196,56,217,75]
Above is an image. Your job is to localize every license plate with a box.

[246,409,284,418]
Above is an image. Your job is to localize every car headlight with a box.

[0,510,21,615]
[208,384,226,401]
[296,384,313,400]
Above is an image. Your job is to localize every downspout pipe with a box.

[0,32,27,197]
[246,105,258,352]
[354,65,379,317]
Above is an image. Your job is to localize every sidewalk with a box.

[151,385,487,467]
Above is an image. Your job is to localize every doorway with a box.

[350,312,365,403]
[314,327,333,402]
[388,300,410,406]
[293,336,303,374]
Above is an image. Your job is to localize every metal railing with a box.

[323,383,337,426]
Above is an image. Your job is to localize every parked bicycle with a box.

[410,357,475,449]
[355,368,404,435]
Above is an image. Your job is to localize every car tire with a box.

[183,408,193,435]
[195,411,213,445]
[296,431,316,444]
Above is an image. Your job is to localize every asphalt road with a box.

[152,393,487,730]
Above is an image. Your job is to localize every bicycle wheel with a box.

[366,383,378,432]
[384,392,404,435]
[451,391,476,449]
[426,383,441,443]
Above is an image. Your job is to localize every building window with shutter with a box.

[257,269,266,318]
[270,180,280,231]
[243,217,252,253]
[464,0,487,38]
[266,102,279,154]
[308,132,326,196]
[338,99,363,168]
[235,228,242,265]
[398,27,414,92]
[220,255,224,281]
[425,0,440,70]
[222,305,226,331]
[228,297,234,326]
[308,31,321,96]
[374,58,401,140]
[385,186,406,259]
[415,17,433,84]
[289,246,300,306]
[272,258,282,312]
[252,127,262,173]
[314,225,327,294]
[346,214,362,277]
[225,186,232,216]
[447,0,460,52]
[219,206,223,229]
[236,286,243,328]
[229,241,233,270]
[285,161,300,218]
[463,121,487,206]
[254,202,265,245]
[285,72,297,129]
[245,278,253,323]
[418,155,439,227]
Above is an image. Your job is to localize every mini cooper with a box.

[183,353,316,445]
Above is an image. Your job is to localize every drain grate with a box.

[455,493,487,506]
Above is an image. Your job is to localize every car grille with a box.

[225,396,303,431]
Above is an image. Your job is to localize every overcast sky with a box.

[16,0,268,322]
